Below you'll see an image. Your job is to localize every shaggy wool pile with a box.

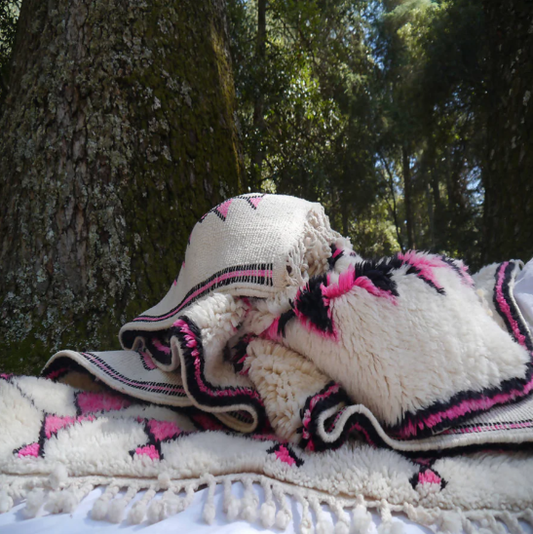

[1,373,532,534]
[2,194,533,533]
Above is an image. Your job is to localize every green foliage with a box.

[1,0,525,271]
[374,0,487,266]
[228,0,383,251]
[228,0,493,266]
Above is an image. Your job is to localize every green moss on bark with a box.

[0,0,242,372]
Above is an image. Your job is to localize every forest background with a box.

[0,0,532,373]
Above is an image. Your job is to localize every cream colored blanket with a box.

[3,193,533,532]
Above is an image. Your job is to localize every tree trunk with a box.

[0,0,242,373]
[402,146,415,249]
[249,0,266,191]
[482,0,533,263]
[432,171,443,251]
[426,180,435,250]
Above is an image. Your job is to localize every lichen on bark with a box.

[0,0,242,373]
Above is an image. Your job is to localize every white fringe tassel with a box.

[23,488,46,519]
[1,473,532,534]
[0,490,13,514]
[202,475,217,525]
[223,477,240,520]
[241,477,259,523]
[294,490,313,534]
[44,482,94,514]
[377,500,405,534]
[91,484,120,520]
[127,485,156,524]
[352,495,373,534]
[273,482,293,530]
[311,496,334,534]
[109,485,139,523]
[330,500,350,534]
[260,478,277,528]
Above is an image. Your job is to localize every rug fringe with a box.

[128,484,159,524]
[259,477,276,528]
[272,479,293,529]
[0,489,13,514]
[91,483,120,520]
[108,485,138,523]
[1,473,532,534]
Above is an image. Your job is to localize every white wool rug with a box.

[4,194,533,532]
[1,374,532,534]
[41,194,533,452]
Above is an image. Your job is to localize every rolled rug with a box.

[43,193,343,432]
[43,194,533,452]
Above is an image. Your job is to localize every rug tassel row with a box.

[145,474,195,525]
[1,474,532,534]
[108,484,139,523]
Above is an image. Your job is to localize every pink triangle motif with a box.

[274,445,296,466]
[215,199,233,220]
[17,442,40,457]
[134,444,160,460]
[418,469,442,485]
[248,196,264,209]
[44,415,76,439]
[44,414,95,438]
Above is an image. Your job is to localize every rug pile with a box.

[1,373,533,533]
[1,194,532,533]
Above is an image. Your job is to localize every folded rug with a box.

[42,194,342,432]
[262,252,533,441]
[44,256,533,452]
[43,194,533,449]
[3,193,533,531]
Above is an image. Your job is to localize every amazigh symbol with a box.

[14,391,133,459]
[198,194,265,223]
[215,199,233,220]
[130,418,183,461]
[409,458,447,492]
[15,414,96,458]
[244,194,264,209]
[267,443,304,467]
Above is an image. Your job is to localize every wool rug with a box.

[42,194,533,451]
[1,373,533,534]
[2,194,533,532]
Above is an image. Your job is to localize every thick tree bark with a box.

[0,0,242,373]
[482,1,533,263]
[402,146,415,249]
[249,0,266,191]
[431,165,443,244]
